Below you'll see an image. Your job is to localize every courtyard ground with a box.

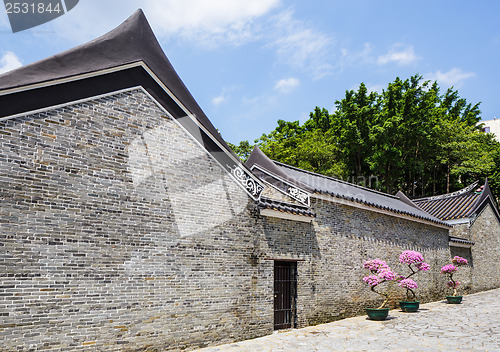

[193,288,500,352]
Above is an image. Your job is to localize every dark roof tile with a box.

[413,181,495,221]
[258,197,316,218]
[0,9,229,152]
[449,236,475,246]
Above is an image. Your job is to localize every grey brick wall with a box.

[445,205,500,295]
[0,89,269,351]
[469,205,500,292]
[449,222,470,239]
[1,88,496,351]
[259,197,450,327]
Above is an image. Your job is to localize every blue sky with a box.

[1,0,499,145]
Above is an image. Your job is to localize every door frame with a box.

[273,260,297,330]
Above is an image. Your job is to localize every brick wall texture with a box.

[0,89,498,351]
[448,205,500,295]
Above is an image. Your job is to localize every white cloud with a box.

[147,0,279,46]
[274,77,299,93]
[212,95,226,106]
[377,44,419,66]
[31,1,336,78]
[30,1,336,80]
[0,52,22,74]
[339,42,374,68]
[269,10,335,79]
[425,68,475,88]
[211,85,241,106]
[50,0,280,47]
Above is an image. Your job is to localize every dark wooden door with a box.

[274,261,297,330]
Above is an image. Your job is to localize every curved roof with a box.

[0,9,226,149]
[0,9,265,200]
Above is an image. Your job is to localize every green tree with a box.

[240,74,493,198]
[227,140,253,162]
[256,119,305,166]
[332,83,378,182]
[295,129,346,177]
[489,143,500,205]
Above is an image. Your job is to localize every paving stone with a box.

[193,288,500,352]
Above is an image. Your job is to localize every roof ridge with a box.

[414,181,479,202]
[274,160,399,199]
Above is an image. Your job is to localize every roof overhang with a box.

[444,218,471,226]
[259,209,314,223]
[313,193,451,229]
[449,236,475,248]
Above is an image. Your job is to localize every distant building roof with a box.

[413,179,500,223]
[246,146,449,227]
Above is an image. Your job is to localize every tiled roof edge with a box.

[316,190,451,227]
[258,197,316,218]
[449,236,475,245]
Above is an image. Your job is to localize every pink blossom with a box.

[399,250,425,264]
[363,259,389,273]
[379,269,397,281]
[415,262,430,271]
[399,278,418,290]
[363,258,398,308]
[441,264,457,274]
[447,280,461,288]
[452,256,468,266]
[363,275,381,286]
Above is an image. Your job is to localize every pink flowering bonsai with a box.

[363,259,398,309]
[397,250,430,302]
[441,256,468,297]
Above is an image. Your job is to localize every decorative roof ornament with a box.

[230,166,264,198]
[417,181,479,202]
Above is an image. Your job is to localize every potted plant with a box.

[362,259,398,320]
[397,250,430,312]
[441,256,468,304]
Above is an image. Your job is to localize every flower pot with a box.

[365,308,389,321]
[446,296,463,304]
[399,301,420,312]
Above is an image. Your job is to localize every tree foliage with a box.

[227,140,253,162]
[229,74,500,200]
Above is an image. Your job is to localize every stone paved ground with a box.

[193,288,500,352]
